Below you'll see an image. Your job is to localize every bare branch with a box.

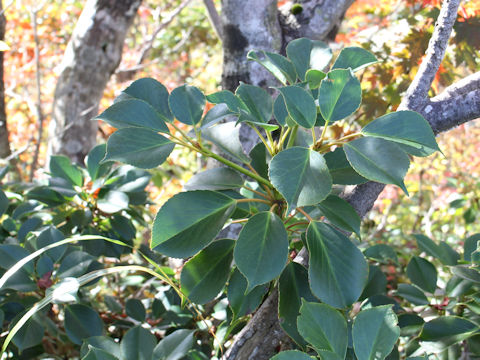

[399,0,461,111]
[433,71,480,101]
[203,0,223,40]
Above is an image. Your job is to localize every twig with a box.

[203,0,223,40]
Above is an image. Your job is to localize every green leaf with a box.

[396,284,429,305]
[11,315,45,352]
[362,111,440,157]
[324,148,368,185]
[87,144,113,181]
[168,85,205,125]
[81,336,121,358]
[97,190,129,214]
[414,234,459,265]
[95,99,169,133]
[201,103,237,128]
[57,250,94,278]
[419,316,479,351]
[332,47,378,72]
[50,155,84,187]
[364,244,398,264]
[270,350,315,360]
[125,299,146,322]
[344,137,410,195]
[451,266,480,283]
[306,69,326,89]
[104,128,175,169]
[227,268,267,320]
[0,189,8,217]
[297,300,348,358]
[464,234,480,261]
[122,77,173,122]
[185,168,244,191]
[276,86,317,128]
[201,122,251,163]
[206,90,246,113]
[180,239,234,304]
[352,306,400,360]
[0,244,36,291]
[306,222,368,308]
[82,347,118,360]
[269,147,332,211]
[120,326,156,360]
[36,226,67,262]
[235,83,272,124]
[247,50,297,85]
[360,265,387,300]
[318,69,362,122]
[273,94,289,126]
[249,142,269,179]
[152,191,236,258]
[317,195,361,237]
[152,329,195,360]
[65,304,103,345]
[406,256,437,293]
[234,212,288,292]
[286,38,332,80]
[278,262,317,345]
[27,186,67,206]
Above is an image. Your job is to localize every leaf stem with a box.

[286,125,298,148]
[250,124,274,156]
[286,221,309,230]
[241,184,270,199]
[311,127,317,145]
[319,120,330,144]
[278,126,291,150]
[236,198,271,205]
[296,207,314,222]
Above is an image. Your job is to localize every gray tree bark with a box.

[0,0,10,159]
[221,0,480,359]
[48,0,142,164]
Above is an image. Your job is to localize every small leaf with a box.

[352,306,400,360]
[206,90,246,113]
[451,266,480,283]
[360,265,387,300]
[65,304,103,345]
[185,168,244,191]
[104,128,175,169]
[270,350,315,360]
[362,111,440,157]
[97,190,129,214]
[50,155,84,187]
[332,47,378,72]
[297,300,348,358]
[36,226,67,262]
[152,329,195,360]
[317,195,361,237]
[234,212,288,292]
[318,69,361,122]
[307,222,368,308]
[286,38,332,80]
[95,99,169,133]
[87,144,113,180]
[364,244,398,264]
[273,94,289,126]
[247,50,296,85]
[464,234,480,261]
[181,239,234,304]
[201,122,250,163]
[168,85,205,125]
[82,347,118,360]
[125,299,146,322]
[419,316,479,351]
[414,234,459,265]
[227,268,267,320]
[0,189,8,217]
[344,137,410,195]
[235,83,272,124]
[269,147,332,212]
[152,191,236,258]
[277,86,317,128]
[120,326,156,360]
[201,103,237,128]
[406,256,437,293]
[81,336,121,358]
[324,148,368,185]
[306,69,326,89]
[396,284,429,305]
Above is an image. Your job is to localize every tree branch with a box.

[203,0,223,40]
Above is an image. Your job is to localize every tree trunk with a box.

[0,0,10,159]
[48,0,142,164]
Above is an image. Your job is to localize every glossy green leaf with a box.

[306,69,326,89]
[185,167,243,191]
[201,103,237,128]
[278,262,316,345]
[201,122,251,163]
[81,336,121,358]
[50,155,83,187]
[451,266,480,283]
[11,315,44,352]
[152,329,195,360]
[169,84,205,125]
[95,99,169,133]
[324,147,368,185]
[270,350,316,360]
[269,147,332,211]
[360,265,387,300]
[344,137,410,195]
[273,94,289,126]
[406,256,437,293]
[235,83,272,124]
[181,239,234,304]
[97,190,129,214]
[318,69,361,122]
[227,268,267,320]
[120,326,156,360]
[0,244,36,291]
[122,77,173,122]
[36,226,67,262]
[0,189,8,217]
[65,304,103,345]
[306,222,368,308]
[82,347,118,360]
[247,50,297,85]
[26,186,67,206]
[317,194,361,237]
[352,306,400,360]
[419,316,479,351]
[364,244,398,264]
[206,90,246,113]
[249,142,269,179]
[125,299,146,322]
[104,128,174,169]
[464,234,480,261]
[362,111,440,157]
[277,86,317,128]
[297,300,347,358]
[152,191,236,258]
[57,251,94,278]
[234,212,288,292]
[414,234,459,265]
[286,38,332,80]
[332,47,378,72]
[86,144,113,181]
[396,284,429,305]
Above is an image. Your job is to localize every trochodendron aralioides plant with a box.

[95,38,443,359]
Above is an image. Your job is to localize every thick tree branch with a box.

[432,71,480,100]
